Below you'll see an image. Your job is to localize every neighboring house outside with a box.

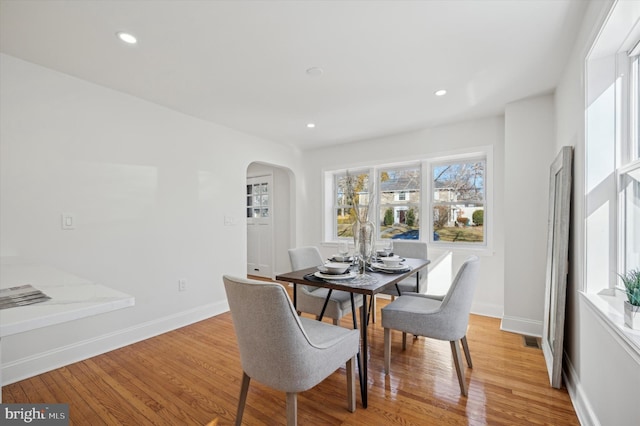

[433,184,484,227]
[379,174,420,227]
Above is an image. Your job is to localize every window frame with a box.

[377,163,422,241]
[332,168,373,240]
[324,147,493,252]
[615,50,640,290]
[582,2,640,355]
[428,156,487,246]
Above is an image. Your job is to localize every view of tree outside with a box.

[336,170,370,238]
[432,159,485,243]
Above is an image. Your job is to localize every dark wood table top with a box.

[275,257,430,295]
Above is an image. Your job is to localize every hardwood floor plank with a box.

[44,369,107,426]
[1,288,579,425]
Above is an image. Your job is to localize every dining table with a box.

[275,257,430,408]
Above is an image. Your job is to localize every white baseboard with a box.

[500,315,543,337]
[471,301,503,319]
[1,301,230,386]
[563,354,599,426]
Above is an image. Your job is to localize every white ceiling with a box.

[0,0,587,150]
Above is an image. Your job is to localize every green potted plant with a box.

[619,268,640,329]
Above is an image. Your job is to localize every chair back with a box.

[391,240,428,260]
[223,275,314,390]
[391,240,428,292]
[438,255,480,338]
[288,246,324,270]
[288,246,324,292]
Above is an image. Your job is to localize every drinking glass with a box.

[338,241,349,258]
[383,240,393,257]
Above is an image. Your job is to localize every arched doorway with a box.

[246,162,293,278]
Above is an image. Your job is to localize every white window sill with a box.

[580,290,640,362]
[428,242,494,257]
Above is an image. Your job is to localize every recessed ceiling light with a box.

[116,32,137,45]
[434,89,447,96]
[306,123,316,128]
[306,67,324,76]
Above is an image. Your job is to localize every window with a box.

[334,169,370,238]
[327,152,489,247]
[582,1,640,352]
[246,179,269,218]
[620,166,640,274]
[431,159,486,244]
[379,165,421,240]
[586,29,640,294]
[619,53,640,278]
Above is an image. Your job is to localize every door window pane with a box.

[246,181,270,218]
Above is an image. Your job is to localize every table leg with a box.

[350,294,365,405]
[318,289,333,321]
[360,294,369,408]
[293,284,297,309]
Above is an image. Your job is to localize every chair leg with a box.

[450,340,468,396]
[286,392,297,426]
[346,356,356,412]
[333,318,339,326]
[461,335,472,368]
[236,372,251,426]
[384,328,391,374]
[402,332,407,350]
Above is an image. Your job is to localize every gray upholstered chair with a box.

[381,255,480,396]
[381,240,428,296]
[223,275,360,426]
[370,240,428,322]
[288,246,363,325]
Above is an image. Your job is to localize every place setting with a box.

[313,262,357,281]
[369,255,412,274]
[328,240,353,263]
[368,241,411,273]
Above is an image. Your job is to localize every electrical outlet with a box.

[178,279,187,292]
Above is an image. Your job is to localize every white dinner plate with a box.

[314,271,357,280]
[330,255,352,263]
[371,262,410,271]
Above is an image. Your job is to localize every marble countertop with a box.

[0,260,135,337]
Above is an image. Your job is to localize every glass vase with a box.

[352,220,375,276]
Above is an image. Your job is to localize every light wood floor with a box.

[2,284,578,425]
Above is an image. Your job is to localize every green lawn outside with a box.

[435,226,484,242]
[338,216,483,242]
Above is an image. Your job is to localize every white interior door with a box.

[246,175,273,278]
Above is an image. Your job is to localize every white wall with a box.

[0,54,302,384]
[555,1,640,425]
[298,117,506,318]
[502,94,557,336]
